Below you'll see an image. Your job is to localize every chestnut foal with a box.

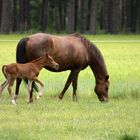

[0,54,59,105]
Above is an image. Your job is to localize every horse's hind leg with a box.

[13,78,22,102]
[59,69,80,100]
[27,80,33,103]
[72,74,79,102]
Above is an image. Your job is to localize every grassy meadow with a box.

[0,34,140,140]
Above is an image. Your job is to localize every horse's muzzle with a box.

[99,96,108,102]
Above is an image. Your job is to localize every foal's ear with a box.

[105,75,109,81]
[45,53,49,57]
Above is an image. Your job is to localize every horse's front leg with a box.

[72,74,79,102]
[59,69,80,100]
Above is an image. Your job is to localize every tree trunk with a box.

[101,0,121,33]
[0,0,11,33]
[109,0,121,33]
[123,0,132,32]
[40,0,48,31]
[80,0,88,33]
[74,0,78,31]
[19,0,30,32]
[89,0,96,34]
[130,0,137,32]
[12,0,17,32]
[0,0,2,28]
[55,6,61,33]
[136,0,140,32]
[67,0,75,33]
[100,0,110,33]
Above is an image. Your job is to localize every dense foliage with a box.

[0,0,140,34]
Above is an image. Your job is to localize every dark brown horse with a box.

[15,33,109,102]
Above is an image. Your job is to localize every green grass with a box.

[0,34,140,140]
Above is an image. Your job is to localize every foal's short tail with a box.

[2,65,7,79]
[16,37,38,92]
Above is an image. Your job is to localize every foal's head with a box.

[94,75,109,102]
[45,54,59,70]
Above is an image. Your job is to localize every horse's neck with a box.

[89,46,108,83]
[91,62,107,83]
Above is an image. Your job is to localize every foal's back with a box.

[3,63,39,80]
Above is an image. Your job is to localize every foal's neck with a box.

[32,56,46,70]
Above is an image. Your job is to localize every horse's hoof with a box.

[59,96,63,100]
[72,95,78,102]
[27,99,33,104]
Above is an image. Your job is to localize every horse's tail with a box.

[16,38,38,92]
[16,37,29,64]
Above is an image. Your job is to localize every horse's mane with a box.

[71,33,108,77]
[71,33,102,60]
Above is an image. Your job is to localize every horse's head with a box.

[45,54,59,70]
[94,75,109,102]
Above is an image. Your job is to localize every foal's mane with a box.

[31,55,45,63]
[72,33,108,77]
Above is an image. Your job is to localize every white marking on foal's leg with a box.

[36,91,43,100]
[36,85,44,100]
[11,99,17,105]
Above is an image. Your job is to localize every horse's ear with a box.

[105,75,109,81]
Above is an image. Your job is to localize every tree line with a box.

[0,0,140,34]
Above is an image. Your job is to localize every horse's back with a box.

[26,33,90,71]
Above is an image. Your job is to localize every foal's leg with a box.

[7,80,17,105]
[33,77,44,99]
[72,74,79,102]
[0,81,8,97]
[59,69,80,100]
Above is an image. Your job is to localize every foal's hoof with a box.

[11,100,17,105]
[35,96,40,100]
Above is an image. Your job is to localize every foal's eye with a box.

[105,87,108,91]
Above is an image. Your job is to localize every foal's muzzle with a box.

[54,64,59,70]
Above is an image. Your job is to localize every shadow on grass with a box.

[120,134,139,140]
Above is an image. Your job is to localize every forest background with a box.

[0,0,140,34]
